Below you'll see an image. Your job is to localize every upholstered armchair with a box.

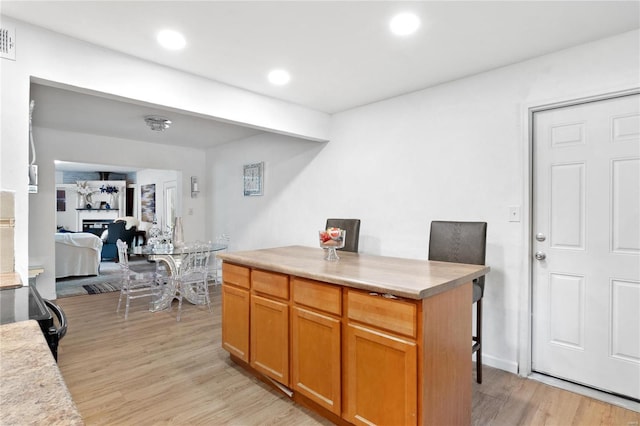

[101,221,137,261]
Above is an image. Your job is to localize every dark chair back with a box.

[326,218,361,253]
[106,221,136,246]
[428,221,487,291]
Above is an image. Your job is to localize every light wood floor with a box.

[55,288,640,425]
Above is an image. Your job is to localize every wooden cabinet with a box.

[250,270,290,385]
[345,289,418,426]
[219,247,482,426]
[221,263,250,362]
[291,278,342,415]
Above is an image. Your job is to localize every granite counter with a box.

[0,320,83,425]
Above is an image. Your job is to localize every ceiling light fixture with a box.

[268,69,291,86]
[389,13,421,36]
[157,29,186,50]
[144,115,172,132]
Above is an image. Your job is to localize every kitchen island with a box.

[218,245,489,426]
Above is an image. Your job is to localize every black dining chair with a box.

[325,218,361,253]
[428,220,487,383]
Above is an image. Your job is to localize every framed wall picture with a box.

[243,162,264,196]
[56,189,66,212]
[140,183,156,222]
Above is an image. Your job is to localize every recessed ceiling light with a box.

[268,69,291,86]
[389,13,420,36]
[157,29,186,50]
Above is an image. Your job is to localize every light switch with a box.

[188,208,194,216]
[508,205,521,222]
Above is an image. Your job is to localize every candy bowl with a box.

[319,228,346,261]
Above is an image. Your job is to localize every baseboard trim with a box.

[475,353,518,375]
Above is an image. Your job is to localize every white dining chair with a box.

[208,234,230,284]
[174,242,212,321]
[116,239,161,320]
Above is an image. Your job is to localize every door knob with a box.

[535,233,546,242]
[535,251,546,261]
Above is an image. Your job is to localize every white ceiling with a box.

[4,1,640,156]
[31,84,265,150]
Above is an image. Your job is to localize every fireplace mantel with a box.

[75,180,126,232]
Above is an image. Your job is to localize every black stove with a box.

[0,285,67,361]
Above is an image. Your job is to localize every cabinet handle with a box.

[368,291,400,300]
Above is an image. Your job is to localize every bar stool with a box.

[428,221,487,383]
[325,218,361,253]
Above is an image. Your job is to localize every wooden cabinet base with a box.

[293,389,353,426]
[422,282,472,426]
[219,250,487,426]
[229,354,352,426]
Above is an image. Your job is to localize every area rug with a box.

[83,282,122,294]
[56,259,159,298]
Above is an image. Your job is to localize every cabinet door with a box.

[221,284,250,362]
[250,294,289,385]
[345,323,417,426]
[291,306,341,415]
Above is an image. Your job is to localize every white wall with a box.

[29,127,205,299]
[206,132,326,249]
[2,13,638,374]
[54,184,76,231]
[0,16,329,291]
[136,169,180,230]
[208,30,640,373]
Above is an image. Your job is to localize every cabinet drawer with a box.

[252,269,289,300]
[222,263,250,289]
[347,289,418,339]
[292,277,341,316]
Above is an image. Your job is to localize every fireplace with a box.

[82,219,113,237]
[77,209,119,234]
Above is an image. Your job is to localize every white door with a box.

[164,180,177,230]
[532,93,640,399]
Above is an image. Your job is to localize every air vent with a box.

[1,26,16,61]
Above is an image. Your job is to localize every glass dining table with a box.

[130,243,228,311]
